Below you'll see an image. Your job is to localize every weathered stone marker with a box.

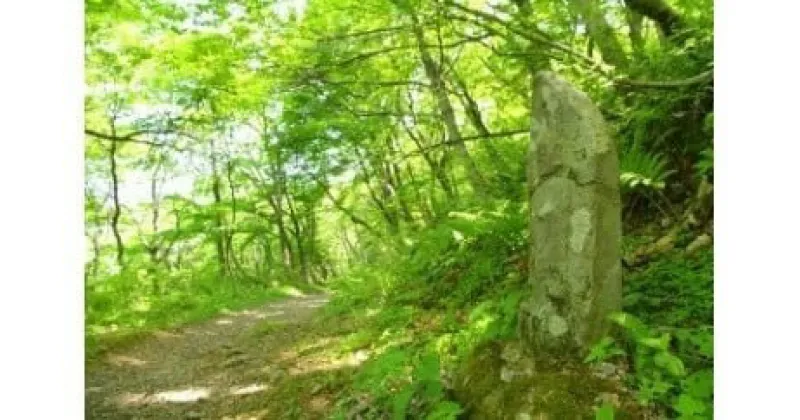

[520,71,622,357]
[453,73,628,418]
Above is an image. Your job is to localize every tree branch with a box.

[314,25,409,43]
[401,129,528,159]
[615,69,713,90]
[85,128,196,151]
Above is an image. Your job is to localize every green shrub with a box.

[586,249,713,418]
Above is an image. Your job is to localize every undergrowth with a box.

[314,202,712,419]
[316,202,530,418]
[588,248,714,419]
[85,264,316,358]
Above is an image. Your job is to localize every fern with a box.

[694,147,713,180]
[619,146,675,194]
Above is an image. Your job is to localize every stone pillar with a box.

[519,71,622,357]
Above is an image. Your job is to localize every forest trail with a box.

[85,294,330,419]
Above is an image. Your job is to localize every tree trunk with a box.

[286,195,310,284]
[624,0,685,40]
[384,135,415,223]
[569,0,629,69]
[447,64,505,165]
[90,232,101,279]
[315,176,378,234]
[145,158,164,270]
[268,194,294,270]
[108,118,125,270]
[172,206,182,270]
[306,208,320,282]
[210,146,229,277]
[224,159,245,276]
[399,105,456,200]
[355,148,399,231]
[409,10,488,196]
[626,9,645,58]
[404,163,436,224]
[259,113,294,271]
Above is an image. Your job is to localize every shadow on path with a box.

[86,294,332,419]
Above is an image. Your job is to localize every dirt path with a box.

[86,294,330,420]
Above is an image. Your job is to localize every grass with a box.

[251,239,713,418]
[85,274,321,360]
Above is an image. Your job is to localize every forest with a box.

[84,0,714,418]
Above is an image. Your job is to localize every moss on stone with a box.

[454,340,648,419]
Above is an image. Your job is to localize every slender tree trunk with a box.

[90,232,101,279]
[399,116,455,200]
[409,10,488,196]
[269,194,293,270]
[315,176,378,234]
[260,234,273,278]
[286,195,310,284]
[341,230,357,265]
[569,0,629,69]
[384,136,415,223]
[259,112,294,271]
[145,158,164,270]
[624,0,685,40]
[626,9,645,58]
[224,159,245,276]
[172,206,182,270]
[306,207,320,282]
[404,163,436,224]
[108,118,125,270]
[355,149,399,230]
[147,159,164,293]
[210,146,229,277]
[447,65,505,165]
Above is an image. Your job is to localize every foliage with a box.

[695,147,714,181]
[85,0,714,417]
[587,249,714,418]
[85,263,306,357]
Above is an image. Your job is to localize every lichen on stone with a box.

[569,208,593,253]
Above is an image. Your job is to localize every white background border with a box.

[713,0,800,417]
[1,0,800,418]
[1,0,84,418]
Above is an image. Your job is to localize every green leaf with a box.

[392,385,415,420]
[425,401,463,420]
[639,333,671,350]
[675,394,707,417]
[415,353,441,383]
[609,312,650,339]
[654,352,686,377]
[595,402,615,420]
[683,369,713,400]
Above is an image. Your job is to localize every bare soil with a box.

[85,294,330,420]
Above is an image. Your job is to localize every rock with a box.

[595,392,621,407]
[520,71,622,355]
[592,362,617,379]
[455,342,646,419]
[501,366,516,383]
[501,342,524,363]
[652,233,676,254]
[686,233,712,255]
[623,232,677,268]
